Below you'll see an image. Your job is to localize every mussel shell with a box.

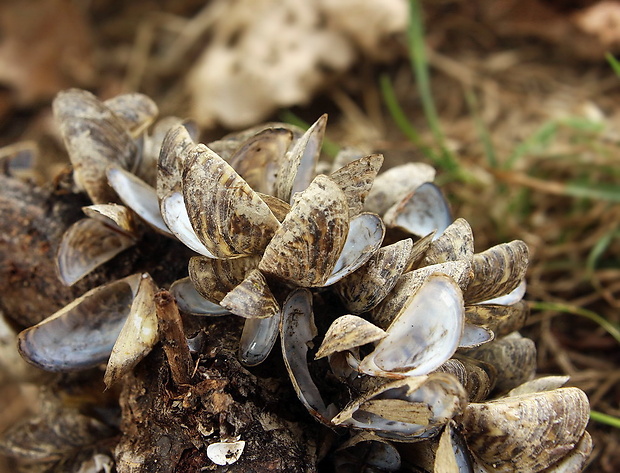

[364,163,436,216]
[188,255,261,305]
[228,127,293,195]
[435,421,474,473]
[463,332,536,393]
[464,240,529,304]
[331,373,467,442]
[383,182,452,239]
[324,212,385,286]
[103,93,158,138]
[157,123,196,200]
[18,274,141,372]
[169,277,230,316]
[334,239,413,314]
[435,357,497,403]
[220,269,280,319]
[329,154,384,218]
[104,273,159,387]
[259,175,349,287]
[57,218,135,286]
[459,388,590,473]
[464,300,529,338]
[280,288,331,421]
[183,144,280,257]
[315,315,387,360]
[107,167,173,236]
[334,433,401,472]
[239,310,281,366]
[359,274,464,378]
[53,89,137,204]
[422,218,474,266]
[81,204,136,237]
[275,114,326,203]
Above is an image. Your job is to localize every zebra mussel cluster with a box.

[12,89,591,472]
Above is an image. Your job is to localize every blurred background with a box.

[0,0,619,471]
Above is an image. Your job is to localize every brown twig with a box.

[154,290,192,387]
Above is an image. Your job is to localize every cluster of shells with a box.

[13,89,591,472]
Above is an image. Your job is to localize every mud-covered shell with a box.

[220,269,280,319]
[364,163,436,216]
[188,255,261,305]
[459,388,590,473]
[18,274,141,372]
[331,373,467,442]
[464,240,529,304]
[259,175,349,287]
[183,144,281,257]
[53,89,137,204]
[57,218,136,286]
[334,239,413,314]
[315,315,387,360]
[329,154,384,218]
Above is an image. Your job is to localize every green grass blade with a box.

[606,52,620,77]
[465,89,498,168]
[590,410,620,429]
[565,181,620,202]
[530,301,620,344]
[379,74,435,158]
[586,227,620,277]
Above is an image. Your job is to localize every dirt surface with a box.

[1,1,619,471]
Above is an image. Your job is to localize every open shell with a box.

[383,182,452,239]
[331,373,467,442]
[169,277,230,316]
[239,310,281,366]
[364,163,436,216]
[18,274,141,372]
[183,144,280,257]
[359,274,465,378]
[57,218,135,286]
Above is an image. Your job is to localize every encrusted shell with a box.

[183,144,280,257]
[259,175,349,287]
[459,388,590,473]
